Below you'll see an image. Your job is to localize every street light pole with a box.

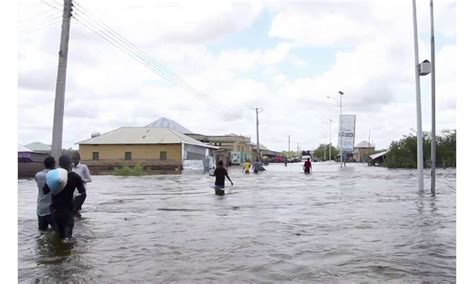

[288,135,291,157]
[412,0,424,192]
[338,91,344,168]
[430,0,436,196]
[329,119,332,161]
[253,107,263,161]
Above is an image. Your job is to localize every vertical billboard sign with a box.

[338,114,356,151]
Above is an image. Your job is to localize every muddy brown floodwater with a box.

[18,162,456,282]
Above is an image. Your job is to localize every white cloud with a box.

[17,0,456,152]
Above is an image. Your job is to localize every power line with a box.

[40,0,63,13]
[19,16,62,34]
[69,0,207,97]
[40,0,209,97]
[72,1,182,83]
[71,12,180,86]
[19,6,60,27]
[71,11,180,86]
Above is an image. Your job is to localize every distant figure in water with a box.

[252,159,261,173]
[303,158,312,174]
[34,156,56,231]
[243,159,251,174]
[284,158,288,167]
[72,153,91,218]
[210,160,233,196]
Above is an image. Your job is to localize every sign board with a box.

[338,114,356,152]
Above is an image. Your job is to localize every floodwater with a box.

[18,162,456,282]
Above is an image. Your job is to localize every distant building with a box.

[249,143,281,161]
[353,141,375,162]
[76,127,218,172]
[368,150,389,166]
[25,142,51,154]
[18,144,50,178]
[145,117,193,134]
[186,133,252,165]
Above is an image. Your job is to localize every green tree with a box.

[312,144,338,161]
[385,130,456,168]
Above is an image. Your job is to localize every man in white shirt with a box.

[72,152,91,217]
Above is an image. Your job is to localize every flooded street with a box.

[18,162,456,282]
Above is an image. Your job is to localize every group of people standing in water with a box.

[211,157,313,196]
[34,153,91,240]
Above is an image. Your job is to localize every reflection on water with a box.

[18,162,456,282]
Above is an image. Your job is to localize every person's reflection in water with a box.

[35,232,74,265]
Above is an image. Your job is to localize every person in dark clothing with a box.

[303,158,312,174]
[48,155,86,240]
[210,160,233,196]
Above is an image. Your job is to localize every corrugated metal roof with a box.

[145,117,193,134]
[369,151,389,160]
[77,127,218,149]
[18,144,33,152]
[25,142,51,151]
[355,141,375,148]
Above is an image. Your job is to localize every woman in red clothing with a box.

[303,158,312,174]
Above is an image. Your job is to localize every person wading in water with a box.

[303,158,312,174]
[210,160,233,196]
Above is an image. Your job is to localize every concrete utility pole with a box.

[253,107,264,161]
[329,119,332,161]
[368,130,371,154]
[430,0,436,196]
[51,0,73,160]
[412,0,424,192]
[288,135,291,156]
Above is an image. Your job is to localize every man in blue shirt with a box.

[34,156,56,231]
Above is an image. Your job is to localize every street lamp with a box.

[412,0,433,192]
[327,91,344,167]
[322,119,333,161]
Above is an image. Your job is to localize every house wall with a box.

[355,147,375,162]
[79,144,182,162]
[183,144,207,160]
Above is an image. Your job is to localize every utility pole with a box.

[329,119,332,161]
[368,130,371,154]
[412,0,424,192]
[338,91,344,168]
[51,0,73,160]
[288,135,291,157]
[253,107,263,161]
[430,0,436,196]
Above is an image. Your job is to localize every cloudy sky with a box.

[18,0,456,152]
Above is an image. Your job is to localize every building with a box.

[18,144,50,178]
[249,143,281,161]
[368,150,389,166]
[77,127,218,173]
[353,141,375,162]
[25,141,51,153]
[186,133,252,165]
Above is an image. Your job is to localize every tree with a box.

[384,130,456,168]
[312,144,338,161]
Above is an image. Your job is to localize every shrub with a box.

[112,164,145,176]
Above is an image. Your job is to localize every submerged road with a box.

[18,162,456,282]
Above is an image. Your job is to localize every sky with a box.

[17,0,456,152]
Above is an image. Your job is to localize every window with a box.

[125,152,132,160]
[160,151,167,161]
[92,152,99,160]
